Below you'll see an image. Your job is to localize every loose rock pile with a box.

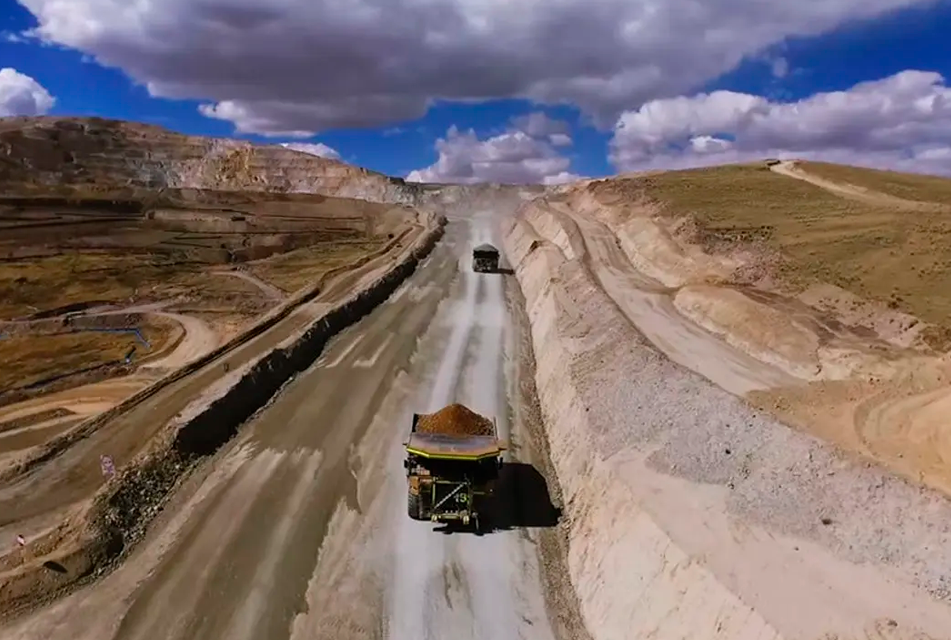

[416,403,494,436]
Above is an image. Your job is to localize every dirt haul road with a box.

[3,216,579,640]
[769,160,950,211]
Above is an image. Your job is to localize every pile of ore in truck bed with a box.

[417,403,494,437]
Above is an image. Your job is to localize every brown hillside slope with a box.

[542,160,951,497]
[0,116,405,203]
[0,115,427,464]
[0,116,542,212]
[638,163,951,343]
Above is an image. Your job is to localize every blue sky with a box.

[3,0,951,181]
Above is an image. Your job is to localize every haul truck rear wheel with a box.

[408,489,421,520]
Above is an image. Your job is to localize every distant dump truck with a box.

[403,403,504,530]
[472,243,500,273]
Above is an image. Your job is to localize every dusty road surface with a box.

[212,269,286,301]
[769,160,949,211]
[138,311,219,371]
[3,216,577,640]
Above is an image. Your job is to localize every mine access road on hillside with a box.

[4,214,582,640]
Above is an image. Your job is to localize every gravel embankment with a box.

[503,204,951,640]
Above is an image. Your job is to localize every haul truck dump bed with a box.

[403,403,504,530]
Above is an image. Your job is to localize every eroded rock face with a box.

[0,116,544,213]
[0,116,404,201]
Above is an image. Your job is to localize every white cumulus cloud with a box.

[610,70,951,176]
[201,103,315,138]
[278,141,341,160]
[407,112,580,184]
[0,67,55,116]
[14,0,934,134]
[406,125,581,185]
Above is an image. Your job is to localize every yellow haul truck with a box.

[403,403,504,531]
[471,243,500,273]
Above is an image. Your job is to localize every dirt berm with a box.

[0,216,446,620]
[502,211,951,640]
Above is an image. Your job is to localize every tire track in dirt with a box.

[115,449,291,640]
[139,312,218,371]
[387,217,557,640]
[105,243,457,640]
[770,161,950,212]
[212,270,285,301]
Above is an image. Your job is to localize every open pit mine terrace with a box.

[2,117,951,640]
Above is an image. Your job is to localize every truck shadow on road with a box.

[434,462,561,536]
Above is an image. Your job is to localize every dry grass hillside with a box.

[638,164,951,345]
